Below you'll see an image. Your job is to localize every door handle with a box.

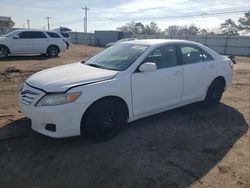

[173,71,183,76]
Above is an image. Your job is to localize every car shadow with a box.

[0,103,248,188]
[0,55,56,61]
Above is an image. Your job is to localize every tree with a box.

[199,28,208,36]
[220,19,239,36]
[144,22,161,35]
[165,25,181,35]
[187,25,199,35]
[165,24,199,36]
[117,21,145,35]
[134,22,145,34]
[238,11,250,33]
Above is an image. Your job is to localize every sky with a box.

[0,0,250,32]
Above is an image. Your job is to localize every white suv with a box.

[0,29,66,58]
[19,39,234,141]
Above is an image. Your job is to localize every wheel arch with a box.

[80,95,129,134]
[212,76,226,89]
[0,44,11,54]
[205,76,226,97]
[47,44,60,53]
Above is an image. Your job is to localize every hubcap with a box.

[50,48,58,56]
[0,48,7,57]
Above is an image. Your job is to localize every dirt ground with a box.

[0,45,249,188]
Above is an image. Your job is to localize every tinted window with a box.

[61,33,69,38]
[202,49,214,61]
[47,32,60,38]
[144,45,178,69]
[18,31,47,39]
[180,45,203,64]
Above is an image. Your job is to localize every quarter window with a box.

[201,49,214,61]
[144,45,178,69]
[180,45,203,64]
[18,31,47,39]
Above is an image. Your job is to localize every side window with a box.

[32,32,47,38]
[18,31,47,39]
[180,45,203,64]
[144,45,178,69]
[47,32,61,38]
[202,49,214,62]
[61,33,69,38]
[18,32,32,39]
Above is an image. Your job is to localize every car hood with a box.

[26,62,118,92]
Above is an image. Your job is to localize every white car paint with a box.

[0,29,66,56]
[19,39,233,138]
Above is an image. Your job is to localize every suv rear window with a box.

[18,31,47,39]
[61,33,69,38]
[47,32,61,38]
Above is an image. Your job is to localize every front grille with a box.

[20,86,41,106]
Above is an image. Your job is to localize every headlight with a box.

[36,92,81,106]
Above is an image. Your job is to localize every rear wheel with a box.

[0,46,9,59]
[203,79,225,107]
[47,46,59,57]
[84,98,126,141]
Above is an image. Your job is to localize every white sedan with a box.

[19,39,234,141]
[0,29,66,58]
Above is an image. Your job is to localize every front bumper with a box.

[19,83,90,138]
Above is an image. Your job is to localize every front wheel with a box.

[47,46,59,57]
[0,46,9,59]
[84,99,126,141]
[203,80,225,107]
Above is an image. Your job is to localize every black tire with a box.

[0,45,9,59]
[84,98,126,141]
[203,79,225,107]
[47,46,59,57]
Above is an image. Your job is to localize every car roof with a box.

[14,29,57,33]
[124,39,201,46]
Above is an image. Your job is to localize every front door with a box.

[131,45,184,116]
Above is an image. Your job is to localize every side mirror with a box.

[13,35,20,39]
[139,62,157,72]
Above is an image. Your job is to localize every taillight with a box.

[229,61,234,69]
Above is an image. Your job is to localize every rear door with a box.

[29,31,48,53]
[178,44,218,102]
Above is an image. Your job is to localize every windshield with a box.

[84,43,148,71]
[4,30,18,38]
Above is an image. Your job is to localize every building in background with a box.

[0,16,15,35]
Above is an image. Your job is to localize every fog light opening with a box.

[45,124,56,132]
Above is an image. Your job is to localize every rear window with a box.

[61,33,69,38]
[47,32,61,38]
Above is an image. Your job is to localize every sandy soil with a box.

[0,45,249,188]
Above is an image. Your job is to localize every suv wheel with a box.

[0,46,9,59]
[47,46,59,57]
[84,99,126,141]
[203,79,224,107]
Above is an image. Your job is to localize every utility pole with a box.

[27,19,30,29]
[82,6,90,33]
[45,16,51,30]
